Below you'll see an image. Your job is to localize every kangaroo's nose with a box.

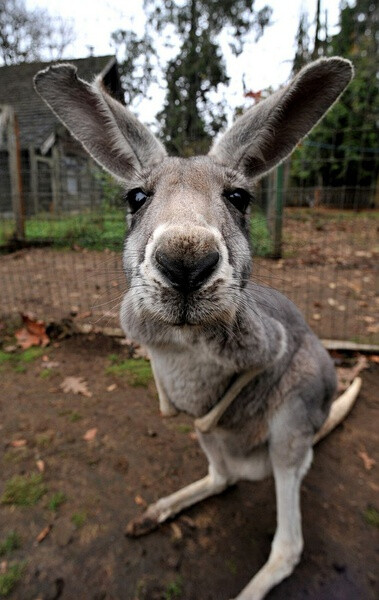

[155,249,220,292]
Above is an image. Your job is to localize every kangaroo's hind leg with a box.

[233,399,314,600]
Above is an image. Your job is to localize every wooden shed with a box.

[0,55,124,217]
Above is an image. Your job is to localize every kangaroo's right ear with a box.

[34,64,167,181]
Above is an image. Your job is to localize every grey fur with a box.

[34,64,166,181]
[34,57,353,599]
[209,57,354,180]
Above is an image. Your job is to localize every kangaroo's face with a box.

[33,58,353,335]
[122,156,252,327]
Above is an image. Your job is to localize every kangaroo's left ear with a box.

[34,64,167,182]
[209,57,353,179]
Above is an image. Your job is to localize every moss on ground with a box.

[106,355,152,387]
[0,532,21,557]
[0,562,25,596]
[0,474,46,506]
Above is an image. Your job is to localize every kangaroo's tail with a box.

[313,377,362,445]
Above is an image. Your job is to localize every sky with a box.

[25,0,343,126]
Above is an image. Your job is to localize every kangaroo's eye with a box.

[126,188,148,214]
[223,188,251,213]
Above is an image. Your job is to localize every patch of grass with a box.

[39,368,53,379]
[47,492,67,512]
[250,210,273,257]
[0,351,13,365]
[363,506,379,528]
[106,356,152,387]
[20,210,126,250]
[19,347,44,363]
[0,532,21,557]
[225,558,238,575]
[2,449,29,464]
[0,347,44,373]
[0,474,47,506]
[35,433,54,448]
[176,424,192,434]
[0,562,25,596]
[71,511,87,528]
[165,576,183,600]
[69,411,83,423]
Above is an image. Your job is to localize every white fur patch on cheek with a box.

[140,223,168,284]
[207,226,234,285]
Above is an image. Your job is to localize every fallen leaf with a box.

[83,427,98,441]
[77,310,92,319]
[337,355,369,392]
[41,361,60,369]
[36,525,51,543]
[170,522,183,540]
[36,459,45,472]
[368,355,379,364]
[133,345,150,360]
[60,376,92,397]
[107,383,117,392]
[363,315,375,324]
[134,495,147,507]
[358,450,376,471]
[10,439,27,448]
[3,345,17,353]
[15,313,49,349]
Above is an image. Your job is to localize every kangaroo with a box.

[34,57,358,599]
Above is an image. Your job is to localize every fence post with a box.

[7,107,25,240]
[267,163,284,259]
[29,144,39,215]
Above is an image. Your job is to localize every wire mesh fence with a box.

[0,103,378,346]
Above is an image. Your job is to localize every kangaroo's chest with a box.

[149,346,234,418]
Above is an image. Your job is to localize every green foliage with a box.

[225,558,238,575]
[363,506,379,528]
[92,169,124,208]
[250,211,272,256]
[112,0,272,155]
[0,351,13,365]
[165,576,183,600]
[69,411,82,423]
[0,532,21,557]
[39,368,53,379]
[47,492,67,511]
[0,347,44,374]
[71,511,87,528]
[0,210,127,250]
[0,474,46,506]
[19,347,44,363]
[106,355,152,387]
[176,424,192,434]
[0,562,25,596]
[290,0,379,192]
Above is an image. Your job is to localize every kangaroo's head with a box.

[34,59,353,332]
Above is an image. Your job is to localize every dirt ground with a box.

[0,334,378,600]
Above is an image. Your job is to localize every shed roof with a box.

[0,55,117,150]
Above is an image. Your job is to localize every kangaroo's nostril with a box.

[191,251,220,289]
[155,249,220,292]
